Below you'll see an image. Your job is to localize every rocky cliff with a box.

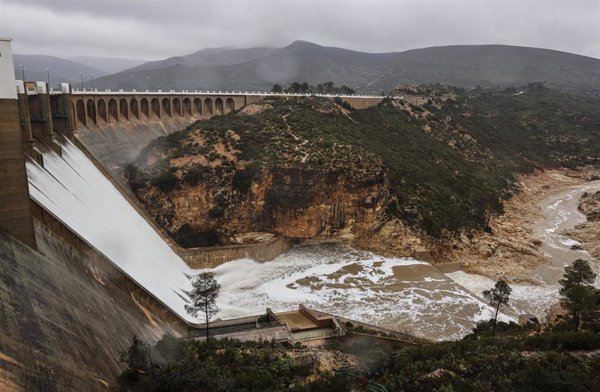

[568,190,600,260]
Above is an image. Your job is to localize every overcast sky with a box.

[1,0,599,60]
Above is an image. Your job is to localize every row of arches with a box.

[74,96,236,127]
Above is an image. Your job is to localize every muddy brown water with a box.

[450,179,600,324]
[531,180,600,283]
[213,244,511,341]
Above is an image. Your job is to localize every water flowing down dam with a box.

[27,140,201,324]
[27,141,514,340]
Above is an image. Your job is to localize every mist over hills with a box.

[70,56,145,74]
[13,54,108,86]
[12,54,145,88]
[94,41,600,95]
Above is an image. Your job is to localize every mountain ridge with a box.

[95,41,600,95]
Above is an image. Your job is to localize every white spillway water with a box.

[27,140,200,324]
[28,140,515,340]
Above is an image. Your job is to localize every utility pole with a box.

[79,72,83,90]
[45,67,50,87]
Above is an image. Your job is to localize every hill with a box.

[13,54,108,87]
[125,85,600,250]
[70,55,145,74]
[94,41,600,95]
[127,46,276,72]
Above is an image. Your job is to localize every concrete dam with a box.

[1,33,388,328]
[0,37,528,389]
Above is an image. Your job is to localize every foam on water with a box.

[447,271,558,322]
[213,244,516,340]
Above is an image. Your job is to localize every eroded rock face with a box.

[136,164,392,246]
[578,191,600,222]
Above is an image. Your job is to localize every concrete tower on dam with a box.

[0,37,36,248]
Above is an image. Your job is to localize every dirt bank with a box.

[450,167,600,280]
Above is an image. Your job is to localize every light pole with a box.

[130,74,135,90]
[45,67,50,87]
[19,65,25,81]
[79,72,83,90]
[90,74,94,90]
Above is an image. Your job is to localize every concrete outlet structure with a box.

[0,37,36,248]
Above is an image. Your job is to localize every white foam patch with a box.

[212,245,517,340]
[447,270,559,322]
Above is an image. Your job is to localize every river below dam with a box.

[27,141,599,341]
[448,179,600,324]
[212,178,600,339]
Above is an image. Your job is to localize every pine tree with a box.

[559,259,598,331]
[483,280,511,336]
[185,272,221,341]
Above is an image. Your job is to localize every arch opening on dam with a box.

[141,97,149,119]
[98,99,107,122]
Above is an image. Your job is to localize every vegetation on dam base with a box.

[126,83,600,249]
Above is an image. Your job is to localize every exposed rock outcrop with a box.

[566,190,600,260]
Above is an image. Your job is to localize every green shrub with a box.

[150,170,177,192]
[183,164,210,186]
[232,163,261,194]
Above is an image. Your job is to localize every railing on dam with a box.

[182,321,284,339]
[65,88,396,100]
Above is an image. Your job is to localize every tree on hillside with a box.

[559,259,598,331]
[483,280,512,336]
[271,84,282,93]
[287,82,302,93]
[337,85,355,95]
[185,272,221,341]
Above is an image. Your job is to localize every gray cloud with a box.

[1,0,598,60]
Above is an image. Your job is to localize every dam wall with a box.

[0,98,36,249]
[0,222,178,391]
[75,116,194,170]
[180,237,294,269]
[0,38,36,248]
